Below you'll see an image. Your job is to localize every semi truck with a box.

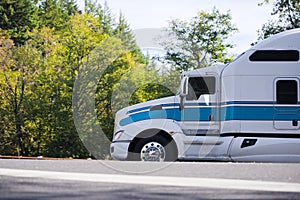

[110,28,300,162]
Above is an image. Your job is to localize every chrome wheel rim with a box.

[141,142,165,161]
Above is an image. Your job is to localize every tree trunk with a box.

[16,122,26,156]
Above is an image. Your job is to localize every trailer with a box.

[110,28,300,162]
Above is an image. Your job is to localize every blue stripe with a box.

[120,107,214,126]
[120,104,300,126]
[222,101,300,105]
[127,102,219,114]
[127,101,300,114]
[220,106,300,120]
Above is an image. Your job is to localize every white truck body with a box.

[110,28,300,162]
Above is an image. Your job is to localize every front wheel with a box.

[130,135,177,162]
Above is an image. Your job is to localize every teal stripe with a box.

[126,101,300,114]
[120,105,300,126]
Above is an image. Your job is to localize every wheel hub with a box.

[141,142,165,161]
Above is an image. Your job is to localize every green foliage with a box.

[257,0,300,40]
[38,0,65,29]
[62,0,80,16]
[0,1,239,159]
[0,30,16,155]
[0,0,38,45]
[160,8,237,72]
[0,0,147,158]
[85,0,114,35]
[111,62,180,113]
[38,0,80,30]
[0,33,39,156]
[114,13,144,61]
[61,13,106,74]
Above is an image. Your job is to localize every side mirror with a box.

[180,76,188,96]
[179,77,188,110]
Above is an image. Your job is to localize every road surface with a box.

[1,159,300,199]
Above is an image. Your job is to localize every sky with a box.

[77,0,276,55]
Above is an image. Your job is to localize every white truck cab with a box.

[110,28,300,162]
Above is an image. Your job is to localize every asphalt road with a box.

[1,159,300,199]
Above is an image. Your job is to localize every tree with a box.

[62,13,105,75]
[24,27,64,157]
[38,0,80,31]
[0,0,151,159]
[84,0,114,35]
[0,29,16,155]
[0,30,41,156]
[38,0,65,30]
[62,0,80,16]
[43,13,105,158]
[0,0,37,45]
[257,0,300,40]
[114,13,141,56]
[160,8,237,72]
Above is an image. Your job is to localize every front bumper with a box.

[110,141,131,160]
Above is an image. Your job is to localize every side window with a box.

[249,50,299,62]
[276,80,298,104]
[187,77,215,100]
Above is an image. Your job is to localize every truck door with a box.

[274,78,300,130]
[180,74,224,158]
[182,75,219,132]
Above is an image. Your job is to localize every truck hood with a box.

[115,96,177,127]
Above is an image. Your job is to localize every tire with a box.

[129,135,177,162]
